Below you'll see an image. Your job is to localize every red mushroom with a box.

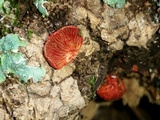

[44,26,83,69]
[97,75,126,101]
[131,65,138,72]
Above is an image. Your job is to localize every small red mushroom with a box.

[97,75,126,101]
[131,65,138,72]
[44,26,83,69]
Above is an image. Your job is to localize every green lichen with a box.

[0,34,45,83]
[0,0,4,12]
[0,34,26,52]
[34,0,49,17]
[0,0,18,15]
[103,0,125,8]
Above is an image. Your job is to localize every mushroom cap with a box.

[97,75,126,101]
[44,26,83,69]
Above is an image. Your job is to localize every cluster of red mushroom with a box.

[44,25,125,101]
